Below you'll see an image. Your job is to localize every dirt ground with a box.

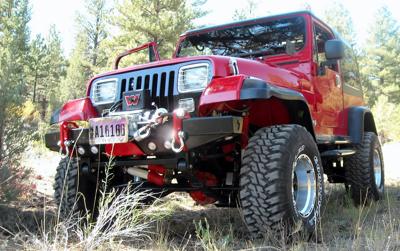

[24,142,400,196]
[0,142,398,250]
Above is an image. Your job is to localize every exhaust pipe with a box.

[126,165,166,186]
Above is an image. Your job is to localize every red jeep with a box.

[45,11,384,235]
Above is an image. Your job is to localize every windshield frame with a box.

[175,14,308,59]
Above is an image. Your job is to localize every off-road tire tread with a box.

[240,125,313,235]
[346,132,383,204]
[54,158,88,217]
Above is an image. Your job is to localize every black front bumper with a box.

[45,116,243,154]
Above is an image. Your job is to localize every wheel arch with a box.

[348,106,378,144]
[240,78,316,139]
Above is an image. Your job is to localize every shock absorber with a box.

[126,165,168,186]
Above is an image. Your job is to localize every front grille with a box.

[119,70,176,110]
[90,60,211,113]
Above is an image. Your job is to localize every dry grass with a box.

[0,143,399,250]
[137,183,400,251]
[0,182,399,250]
[0,187,158,250]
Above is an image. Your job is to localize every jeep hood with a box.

[87,55,305,96]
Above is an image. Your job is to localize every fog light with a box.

[178,98,195,112]
[90,146,99,154]
[78,146,85,155]
[148,142,157,151]
[175,108,186,118]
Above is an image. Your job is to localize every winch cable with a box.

[102,100,122,117]
[109,100,122,112]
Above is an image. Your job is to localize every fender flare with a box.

[240,78,306,102]
[348,106,378,144]
[50,108,61,125]
[240,78,315,138]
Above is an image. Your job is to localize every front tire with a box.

[54,157,98,218]
[240,125,324,237]
[345,132,384,205]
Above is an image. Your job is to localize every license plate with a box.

[89,116,128,145]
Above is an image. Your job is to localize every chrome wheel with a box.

[373,149,382,188]
[292,154,316,217]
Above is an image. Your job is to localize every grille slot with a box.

[144,75,150,90]
[136,76,142,90]
[128,78,134,91]
[168,71,175,108]
[119,70,177,110]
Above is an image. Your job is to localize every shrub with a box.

[0,163,32,202]
[0,101,36,202]
[371,96,400,143]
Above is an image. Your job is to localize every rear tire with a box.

[54,157,98,219]
[345,132,384,205]
[240,125,324,237]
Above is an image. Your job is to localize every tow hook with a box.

[59,140,74,157]
[171,131,185,153]
[133,125,151,141]
[59,121,78,156]
[171,108,190,153]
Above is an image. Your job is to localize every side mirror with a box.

[325,39,345,60]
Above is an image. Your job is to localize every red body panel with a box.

[199,75,246,112]
[189,171,218,205]
[147,165,167,186]
[59,98,98,122]
[82,12,365,142]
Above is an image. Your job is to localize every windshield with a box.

[177,16,306,59]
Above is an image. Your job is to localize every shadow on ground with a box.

[146,183,400,250]
[0,192,56,236]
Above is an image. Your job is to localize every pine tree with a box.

[59,0,110,102]
[107,0,205,67]
[28,34,47,103]
[26,26,66,119]
[77,0,110,73]
[232,0,260,21]
[41,26,66,118]
[323,2,357,45]
[0,0,31,160]
[362,6,400,105]
[60,33,91,101]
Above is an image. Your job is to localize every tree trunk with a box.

[32,63,38,103]
[0,117,4,161]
